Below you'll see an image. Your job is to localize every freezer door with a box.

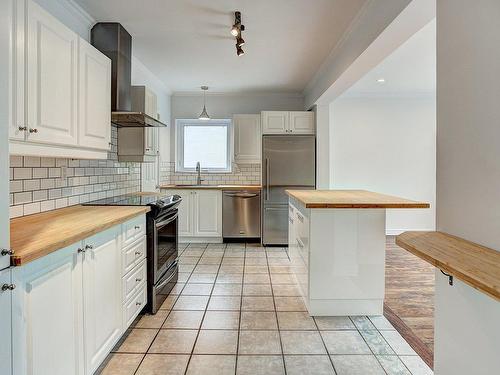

[262,136,315,204]
[262,205,288,245]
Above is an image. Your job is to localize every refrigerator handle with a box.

[265,158,270,200]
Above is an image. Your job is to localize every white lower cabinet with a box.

[82,228,122,375]
[11,215,147,375]
[162,189,222,242]
[0,268,13,375]
[12,243,85,375]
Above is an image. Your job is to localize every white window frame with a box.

[175,119,233,173]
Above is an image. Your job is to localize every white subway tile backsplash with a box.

[9,126,141,218]
[13,168,33,180]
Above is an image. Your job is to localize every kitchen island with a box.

[286,189,429,316]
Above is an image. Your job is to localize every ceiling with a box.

[341,19,436,98]
[75,0,366,94]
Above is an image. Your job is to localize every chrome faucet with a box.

[196,161,203,185]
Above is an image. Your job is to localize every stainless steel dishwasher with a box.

[223,190,261,239]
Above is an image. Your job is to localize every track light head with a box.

[230,25,239,37]
[236,36,245,47]
[236,44,244,56]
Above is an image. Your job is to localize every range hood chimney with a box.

[91,22,166,128]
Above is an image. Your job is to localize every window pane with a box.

[183,125,228,169]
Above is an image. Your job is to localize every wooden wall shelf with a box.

[396,231,500,301]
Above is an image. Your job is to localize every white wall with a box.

[170,93,304,160]
[330,96,436,234]
[435,0,500,374]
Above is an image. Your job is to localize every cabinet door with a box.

[78,38,111,150]
[0,269,12,375]
[12,244,84,375]
[163,189,194,236]
[234,114,261,163]
[82,228,122,375]
[25,0,78,146]
[289,111,315,134]
[144,87,157,118]
[144,128,158,156]
[262,111,289,134]
[193,190,222,237]
[7,0,26,141]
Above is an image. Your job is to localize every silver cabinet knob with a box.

[134,225,140,230]
[1,284,15,291]
[1,249,14,256]
[29,128,38,133]
[134,251,141,256]
[135,278,142,282]
[85,244,93,250]
[136,301,142,306]
[18,126,27,131]
[77,247,85,253]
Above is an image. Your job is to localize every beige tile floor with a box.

[96,243,433,375]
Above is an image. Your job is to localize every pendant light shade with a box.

[199,86,210,120]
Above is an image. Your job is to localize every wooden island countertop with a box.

[10,205,150,266]
[286,189,430,209]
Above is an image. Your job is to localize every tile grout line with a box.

[180,243,211,375]
[313,317,339,375]
[267,247,288,375]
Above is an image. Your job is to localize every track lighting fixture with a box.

[231,11,245,56]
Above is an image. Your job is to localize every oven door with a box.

[153,209,178,283]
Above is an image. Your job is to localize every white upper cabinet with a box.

[78,38,111,150]
[262,111,315,135]
[289,111,315,134]
[262,111,288,134]
[234,114,261,164]
[8,0,111,159]
[25,0,78,146]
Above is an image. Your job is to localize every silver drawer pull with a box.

[134,225,140,230]
[85,244,93,250]
[135,251,142,256]
[29,128,38,133]
[1,248,14,256]
[136,278,142,282]
[1,284,15,291]
[136,301,142,306]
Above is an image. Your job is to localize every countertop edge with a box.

[11,206,150,267]
[159,185,262,190]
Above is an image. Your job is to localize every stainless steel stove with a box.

[83,193,181,313]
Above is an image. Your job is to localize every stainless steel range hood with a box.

[91,22,167,128]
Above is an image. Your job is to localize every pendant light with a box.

[198,86,210,120]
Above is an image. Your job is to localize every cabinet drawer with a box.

[123,236,146,275]
[122,215,146,248]
[123,284,146,329]
[123,259,147,303]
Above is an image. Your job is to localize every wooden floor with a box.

[384,236,435,360]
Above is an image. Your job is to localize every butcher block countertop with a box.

[10,205,150,266]
[397,231,500,301]
[160,184,261,191]
[286,189,430,209]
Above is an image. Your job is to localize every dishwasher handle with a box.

[223,192,259,198]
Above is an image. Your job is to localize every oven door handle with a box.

[156,262,178,290]
[155,213,178,228]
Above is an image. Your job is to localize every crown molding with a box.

[172,91,304,98]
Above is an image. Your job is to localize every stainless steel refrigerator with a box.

[262,135,316,245]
